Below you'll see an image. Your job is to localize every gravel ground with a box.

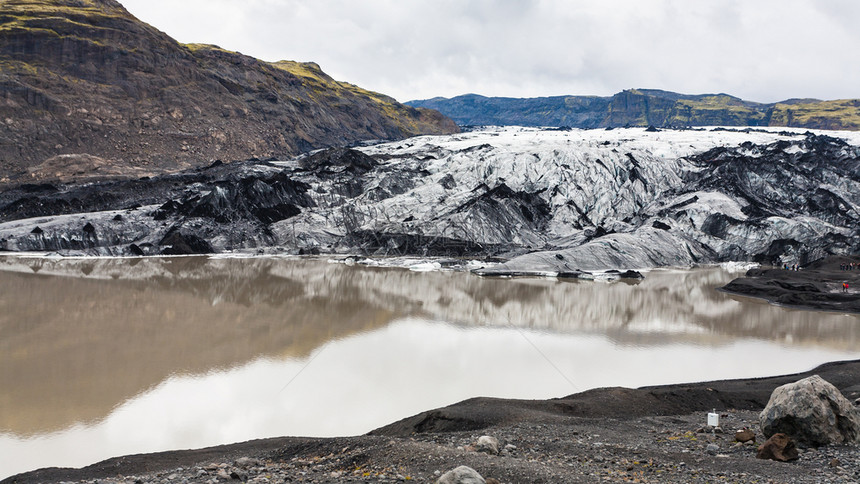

[8,412,859,483]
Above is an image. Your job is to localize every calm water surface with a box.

[1,255,859,478]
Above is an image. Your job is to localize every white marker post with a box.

[707,409,720,428]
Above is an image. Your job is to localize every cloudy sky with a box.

[120,0,860,103]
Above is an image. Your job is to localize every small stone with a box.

[756,433,799,462]
[734,428,756,443]
[504,444,517,451]
[706,444,719,455]
[230,468,248,481]
[476,435,500,455]
[829,458,841,468]
[713,426,724,434]
[485,479,501,484]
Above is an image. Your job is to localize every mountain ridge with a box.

[407,90,860,130]
[0,0,458,184]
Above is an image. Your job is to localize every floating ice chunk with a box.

[409,261,442,272]
[719,261,760,273]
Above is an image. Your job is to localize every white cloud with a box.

[119,0,860,103]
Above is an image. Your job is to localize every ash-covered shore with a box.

[5,360,860,484]
[1,126,859,274]
[720,255,860,313]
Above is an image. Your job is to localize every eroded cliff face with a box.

[0,0,457,183]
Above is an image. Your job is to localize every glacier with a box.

[1,126,859,272]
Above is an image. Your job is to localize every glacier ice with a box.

[1,126,859,273]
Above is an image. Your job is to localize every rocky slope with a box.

[0,0,457,184]
[1,126,859,272]
[408,90,860,130]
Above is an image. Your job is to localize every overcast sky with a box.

[120,0,860,103]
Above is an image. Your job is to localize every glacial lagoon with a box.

[1,255,859,479]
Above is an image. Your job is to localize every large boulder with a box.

[760,375,860,446]
[436,466,485,484]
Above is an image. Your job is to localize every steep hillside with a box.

[0,0,457,183]
[769,99,860,130]
[409,90,860,130]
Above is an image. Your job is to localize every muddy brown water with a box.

[1,255,858,479]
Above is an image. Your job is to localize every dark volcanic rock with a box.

[154,172,313,224]
[300,148,377,176]
[159,228,214,255]
[0,0,457,184]
[756,433,799,462]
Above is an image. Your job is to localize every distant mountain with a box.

[0,0,457,184]
[407,90,860,130]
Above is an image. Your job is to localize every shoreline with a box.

[5,359,860,484]
[720,255,860,314]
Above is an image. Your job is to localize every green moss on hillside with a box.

[0,0,131,18]
[769,100,860,130]
[270,59,426,132]
[183,43,236,55]
[0,0,154,59]
[666,96,766,126]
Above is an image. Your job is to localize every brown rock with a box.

[756,433,799,462]
[734,428,756,443]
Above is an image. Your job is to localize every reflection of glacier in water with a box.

[0,255,858,479]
